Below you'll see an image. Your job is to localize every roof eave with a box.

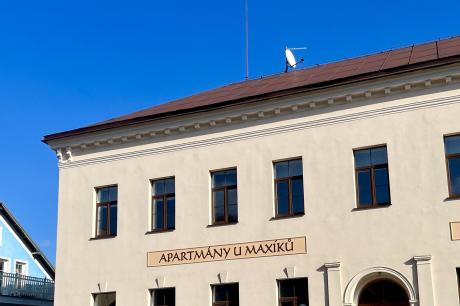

[42,55,460,145]
[0,203,55,279]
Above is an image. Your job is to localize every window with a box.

[211,169,237,224]
[274,159,304,217]
[94,292,116,306]
[354,146,391,207]
[151,178,175,231]
[445,135,460,198]
[151,288,175,306]
[0,259,8,273]
[212,283,239,306]
[95,186,118,238]
[0,259,7,286]
[278,278,309,306]
[14,261,27,289]
[15,261,26,275]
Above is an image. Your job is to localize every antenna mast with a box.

[245,0,249,80]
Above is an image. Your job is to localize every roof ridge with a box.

[0,202,55,279]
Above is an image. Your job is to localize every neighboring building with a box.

[43,36,460,306]
[0,203,54,306]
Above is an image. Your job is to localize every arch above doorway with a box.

[343,267,417,306]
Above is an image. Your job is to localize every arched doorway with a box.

[358,279,410,306]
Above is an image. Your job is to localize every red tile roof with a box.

[44,36,460,143]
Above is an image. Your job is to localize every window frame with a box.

[273,158,305,218]
[277,277,309,306]
[93,291,116,306]
[95,185,118,239]
[445,134,460,199]
[14,260,28,276]
[150,177,176,233]
[211,168,238,225]
[150,287,175,306]
[353,145,391,208]
[278,297,298,306]
[211,283,239,306]
[0,257,10,273]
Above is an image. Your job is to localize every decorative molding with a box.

[413,255,432,263]
[58,93,460,169]
[217,271,228,284]
[155,276,165,288]
[54,73,460,163]
[65,147,72,162]
[343,267,417,306]
[325,262,341,270]
[56,150,63,162]
[283,266,296,278]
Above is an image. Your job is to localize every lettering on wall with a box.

[147,236,307,267]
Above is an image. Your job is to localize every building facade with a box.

[44,36,460,306]
[0,203,54,306]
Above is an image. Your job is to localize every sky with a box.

[0,0,459,265]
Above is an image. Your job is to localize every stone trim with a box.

[58,92,460,169]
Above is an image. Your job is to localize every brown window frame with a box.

[354,146,391,208]
[278,277,309,306]
[211,283,239,306]
[445,134,460,199]
[95,186,117,238]
[273,159,304,218]
[151,287,175,306]
[278,297,298,306]
[211,169,238,225]
[151,178,175,232]
[212,302,230,306]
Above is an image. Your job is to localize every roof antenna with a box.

[244,0,249,80]
[285,47,307,72]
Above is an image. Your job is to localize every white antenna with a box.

[245,0,249,80]
[285,47,307,72]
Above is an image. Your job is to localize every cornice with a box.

[413,255,432,263]
[55,73,459,164]
[324,262,341,270]
[58,90,460,169]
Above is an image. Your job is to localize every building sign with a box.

[451,222,460,240]
[147,236,307,267]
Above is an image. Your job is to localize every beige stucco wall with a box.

[51,67,460,306]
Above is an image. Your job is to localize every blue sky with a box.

[0,0,459,264]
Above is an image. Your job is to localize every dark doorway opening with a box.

[358,279,409,306]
